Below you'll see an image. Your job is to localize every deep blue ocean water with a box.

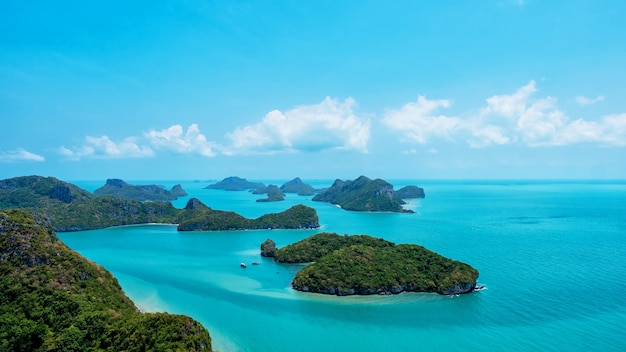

[60,180,626,351]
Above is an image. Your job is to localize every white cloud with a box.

[0,148,45,162]
[383,80,626,149]
[575,95,605,106]
[60,135,154,160]
[381,96,459,144]
[145,124,217,157]
[226,97,370,154]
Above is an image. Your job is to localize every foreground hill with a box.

[94,178,187,202]
[0,209,212,351]
[204,176,265,191]
[261,233,478,296]
[178,198,319,231]
[312,176,417,212]
[0,176,320,232]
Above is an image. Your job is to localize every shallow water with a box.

[60,180,626,351]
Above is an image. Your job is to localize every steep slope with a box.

[0,209,212,351]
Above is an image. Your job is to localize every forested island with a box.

[312,176,425,213]
[94,178,187,202]
[279,177,318,196]
[0,209,212,351]
[178,198,319,231]
[261,233,478,296]
[0,176,319,232]
[204,176,265,191]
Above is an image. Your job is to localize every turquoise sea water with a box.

[60,180,626,351]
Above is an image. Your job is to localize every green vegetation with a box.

[0,209,212,351]
[266,232,394,263]
[255,185,285,202]
[0,176,320,232]
[0,176,179,231]
[395,185,426,199]
[178,199,319,231]
[279,177,317,196]
[93,178,187,202]
[312,176,413,213]
[264,232,478,296]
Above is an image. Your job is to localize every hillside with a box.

[312,176,412,212]
[262,232,478,296]
[0,176,179,231]
[204,176,265,191]
[0,176,320,233]
[94,178,187,202]
[279,177,317,196]
[0,209,212,351]
[177,198,319,231]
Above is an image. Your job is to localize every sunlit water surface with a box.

[60,180,626,351]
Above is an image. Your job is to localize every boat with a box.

[240,262,247,268]
[252,261,261,265]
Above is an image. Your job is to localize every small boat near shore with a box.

[240,262,247,268]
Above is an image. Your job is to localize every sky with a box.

[1,0,625,181]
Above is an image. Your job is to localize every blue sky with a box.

[1,0,625,181]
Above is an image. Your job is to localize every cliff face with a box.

[0,209,212,351]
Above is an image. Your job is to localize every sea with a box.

[59,180,626,352]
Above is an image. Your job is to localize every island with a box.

[0,176,320,232]
[94,178,188,202]
[204,176,265,191]
[261,232,478,296]
[279,177,317,196]
[253,185,285,202]
[395,185,426,199]
[178,198,319,231]
[312,175,423,213]
[0,209,212,351]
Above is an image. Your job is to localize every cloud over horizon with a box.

[0,148,45,162]
[59,136,154,160]
[145,124,217,157]
[383,80,626,148]
[225,97,371,154]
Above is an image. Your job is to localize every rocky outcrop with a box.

[260,239,277,257]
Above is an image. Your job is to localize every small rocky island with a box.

[94,178,187,202]
[204,176,265,191]
[312,176,425,213]
[0,209,212,351]
[261,233,478,296]
[252,185,285,202]
[177,198,319,231]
